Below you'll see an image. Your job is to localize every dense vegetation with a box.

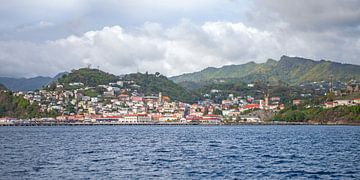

[0,91,51,119]
[272,105,360,123]
[123,73,199,103]
[171,56,360,87]
[194,80,308,104]
[51,69,200,102]
[57,68,119,87]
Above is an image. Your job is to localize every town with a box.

[1,72,359,125]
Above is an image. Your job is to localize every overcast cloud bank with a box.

[0,0,359,77]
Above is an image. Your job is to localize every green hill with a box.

[57,68,119,87]
[273,106,360,124]
[51,69,199,102]
[123,73,198,103]
[0,91,46,118]
[171,56,360,86]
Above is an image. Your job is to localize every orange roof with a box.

[162,96,170,102]
[244,104,260,109]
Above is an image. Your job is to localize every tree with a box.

[325,92,335,102]
[66,103,75,114]
[203,107,209,115]
[213,108,223,115]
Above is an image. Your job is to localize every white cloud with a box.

[1,19,359,78]
[0,21,281,77]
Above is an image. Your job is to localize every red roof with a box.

[124,114,148,117]
[244,104,260,109]
[102,116,123,119]
[131,96,144,102]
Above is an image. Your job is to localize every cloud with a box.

[0,21,285,78]
[0,1,359,78]
[246,0,360,64]
[0,0,248,41]
[249,0,360,31]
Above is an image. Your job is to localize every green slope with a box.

[57,68,119,87]
[52,69,199,103]
[0,91,46,118]
[123,73,198,103]
[170,56,360,86]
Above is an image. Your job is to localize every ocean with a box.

[0,125,359,179]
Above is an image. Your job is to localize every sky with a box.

[0,0,359,78]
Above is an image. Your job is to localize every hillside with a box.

[171,56,360,86]
[54,69,198,103]
[123,73,198,103]
[0,91,47,118]
[273,106,360,124]
[57,68,119,87]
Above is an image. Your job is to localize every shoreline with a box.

[1,122,359,126]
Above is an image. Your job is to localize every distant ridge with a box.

[170,56,360,85]
[2,56,359,92]
[0,83,7,90]
[0,72,68,91]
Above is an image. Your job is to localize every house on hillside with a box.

[334,100,353,106]
[353,98,360,104]
[240,104,260,112]
[293,100,301,105]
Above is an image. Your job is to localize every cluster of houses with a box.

[324,99,360,108]
[0,78,291,124]
[6,79,225,124]
[2,78,358,125]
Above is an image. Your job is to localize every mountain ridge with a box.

[0,72,69,92]
[1,55,359,92]
[0,76,54,91]
[170,56,360,86]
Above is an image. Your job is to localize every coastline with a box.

[1,121,359,126]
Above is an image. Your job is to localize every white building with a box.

[123,114,152,123]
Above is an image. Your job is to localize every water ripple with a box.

[0,125,359,179]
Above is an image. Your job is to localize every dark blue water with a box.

[0,126,359,179]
